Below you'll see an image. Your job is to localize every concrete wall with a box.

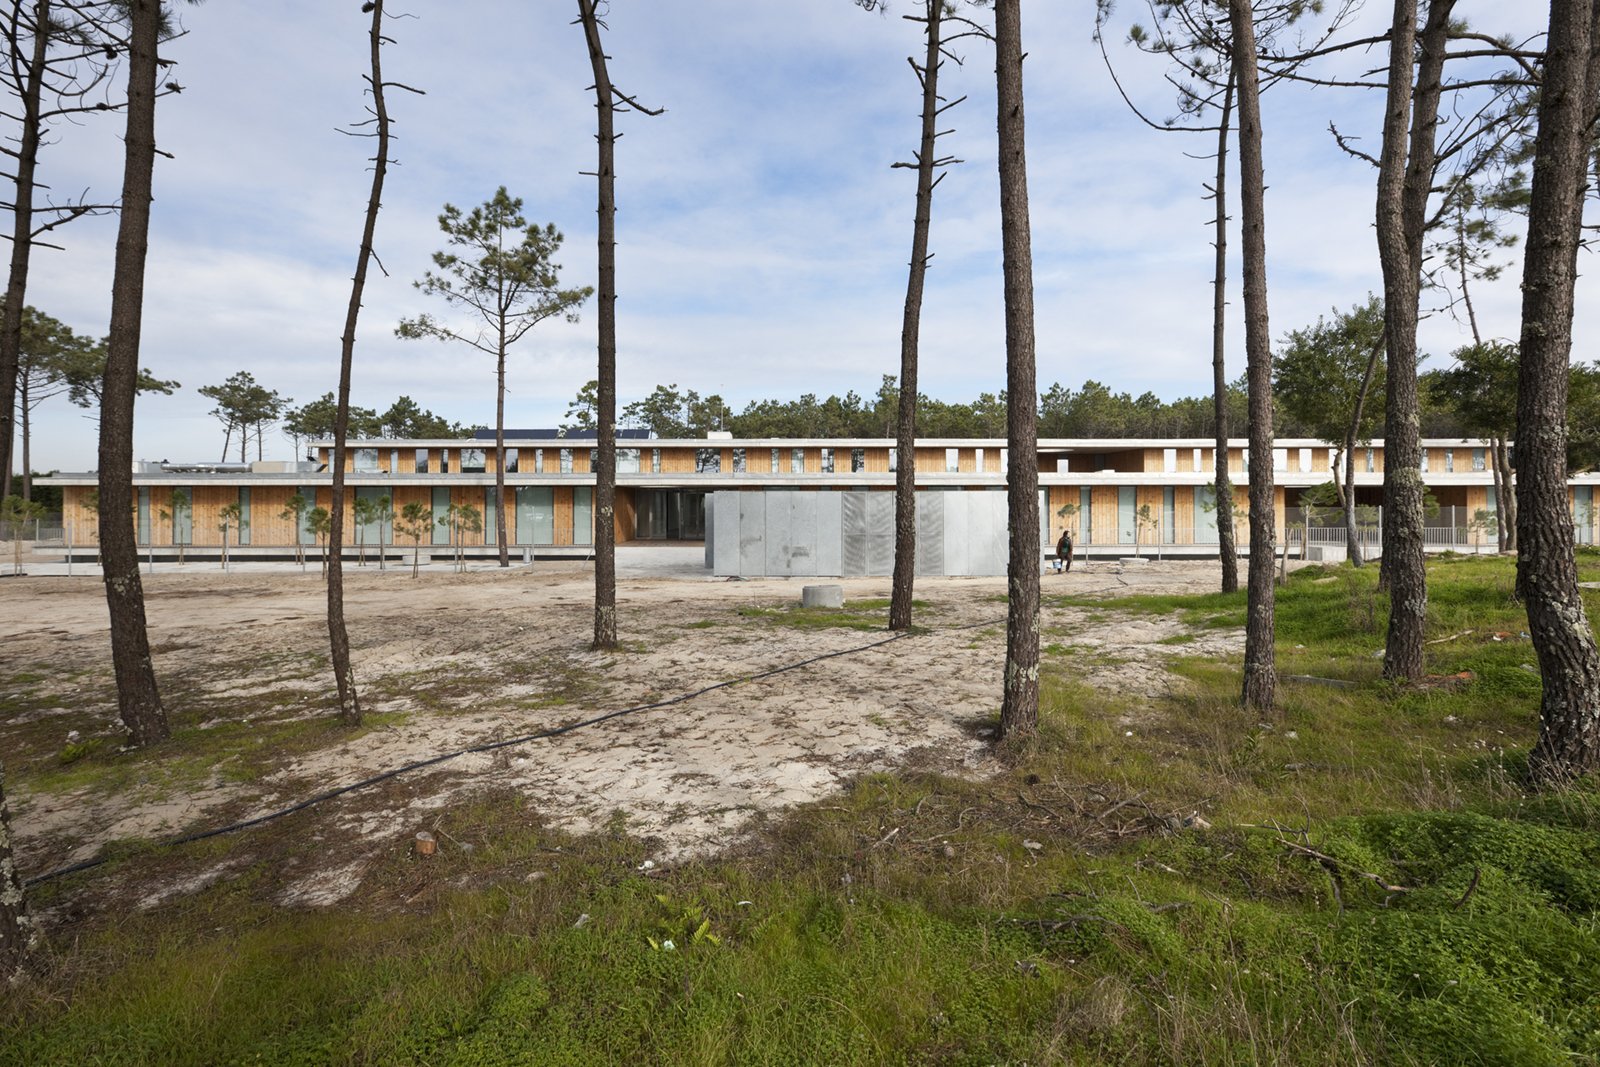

[709,488,1025,577]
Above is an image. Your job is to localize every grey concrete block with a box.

[841,491,866,577]
[816,490,843,576]
[738,491,767,577]
[943,492,970,577]
[866,491,895,575]
[915,491,944,576]
[802,584,844,608]
[711,491,740,576]
[765,491,795,575]
[789,492,820,577]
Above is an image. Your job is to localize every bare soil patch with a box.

[1,557,1238,908]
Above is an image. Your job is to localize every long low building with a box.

[38,431,1599,574]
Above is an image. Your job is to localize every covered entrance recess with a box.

[635,489,706,540]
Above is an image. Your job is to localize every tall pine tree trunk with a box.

[995,0,1039,742]
[96,0,167,747]
[0,761,36,981]
[1343,338,1382,565]
[1210,68,1238,594]
[891,0,945,631]
[328,0,394,728]
[1378,0,1452,682]
[19,374,31,501]
[1228,0,1275,711]
[1495,437,1517,552]
[0,0,47,502]
[494,335,508,568]
[579,0,617,649]
[1518,0,1600,785]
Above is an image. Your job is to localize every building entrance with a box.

[636,490,706,540]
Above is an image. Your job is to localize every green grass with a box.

[735,598,932,632]
[6,556,1600,1064]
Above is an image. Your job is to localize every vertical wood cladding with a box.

[614,487,637,543]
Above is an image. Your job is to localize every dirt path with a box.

[2,559,1240,905]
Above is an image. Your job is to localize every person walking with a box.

[1054,528,1074,574]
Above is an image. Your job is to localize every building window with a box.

[1444,450,1454,472]
[1272,448,1287,471]
[461,448,486,474]
[820,448,835,474]
[1163,486,1175,544]
[850,447,865,473]
[1299,447,1312,472]
[619,448,641,474]
[1472,448,1486,471]
[696,448,721,473]
[975,447,986,472]
[791,448,804,474]
[573,486,594,546]
[484,487,499,544]
[415,448,430,474]
[137,487,151,543]
[1000,448,1009,473]
[733,448,747,473]
[771,448,781,473]
[238,487,251,545]
[1366,448,1375,472]
[652,448,662,473]
[589,448,599,470]
[503,448,519,474]
[354,448,379,472]
[945,447,959,473]
[1193,448,1202,471]
[1420,449,1429,472]
[515,486,554,544]
[1163,447,1177,473]
[560,448,573,474]
[888,447,897,473]
[298,485,318,546]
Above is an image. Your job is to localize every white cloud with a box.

[17,0,1582,473]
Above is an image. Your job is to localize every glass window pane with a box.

[515,487,554,544]
[431,487,451,544]
[573,487,593,546]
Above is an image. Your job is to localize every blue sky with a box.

[23,1,1558,470]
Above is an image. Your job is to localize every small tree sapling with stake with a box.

[157,487,189,566]
[217,500,244,571]
[306,506,332,577]
[397,500,431,578]
[280,492,310,571]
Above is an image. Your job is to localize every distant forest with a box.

[590,373,1523,441]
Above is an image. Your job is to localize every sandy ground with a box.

[1,548,1242,906]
